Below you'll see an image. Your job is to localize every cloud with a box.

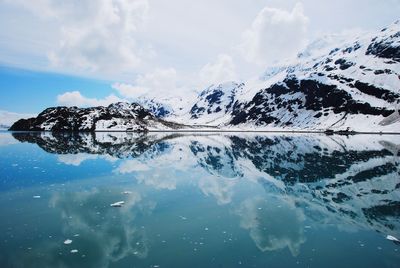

[58,153,118,166]
[57,91,126,107]
[197,177,236,205]
[239,3,309,65]
[199,54,237,87]
[236,196,306,256]
[0,110,36,126]
[115,159,150,173]
[0,132,19,146]
[112,68,178,99]
[5,0,151,77]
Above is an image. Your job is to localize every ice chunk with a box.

[33,196,41,199]
[70,249,78,253]
[110,201,125,207]
[64,239,72,245]
[386,235,400,242]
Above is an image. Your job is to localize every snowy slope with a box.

[227,21,400,132]
[183,82,244,125]
[153,21,399,132]
[9,102,188,132]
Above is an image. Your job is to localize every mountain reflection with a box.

[9,132,400,262]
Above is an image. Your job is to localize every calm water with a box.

[0,131,399,268]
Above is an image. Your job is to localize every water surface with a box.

[0,131,399,267]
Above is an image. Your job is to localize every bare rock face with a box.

[9,102,182,132]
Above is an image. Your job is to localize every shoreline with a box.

[3,129,400,135]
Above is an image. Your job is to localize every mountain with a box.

[135,97,173,118]
[8,21,400,133]
[227,21,400,132]
[9,102,188,132]
[188,82,244,125]
[167,21,400,132]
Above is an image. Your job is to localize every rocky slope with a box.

[227,21,400,132]
[9,102,187,132]
[188,82,244,125]
[169,21,400,132]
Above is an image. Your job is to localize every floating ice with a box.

[179,216,187,220]
[33,196,41,199]
[110,201,125,207]
[122,191,132,195]
[70,249,78,253]
[386,235,400,242]
[64,239,72,245]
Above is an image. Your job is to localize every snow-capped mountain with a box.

[226,21,400,132]
[8,21,400,133]
[9,102,187,132]
[188,82,244,125]
[135,97,173,118]
[163,21,399,132]
[187,21,399,131]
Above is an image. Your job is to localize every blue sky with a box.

[0,66,113,113]
[0,0,400,115]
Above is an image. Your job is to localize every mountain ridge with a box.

[9,21,400,133]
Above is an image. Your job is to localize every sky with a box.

[0,0,400,115]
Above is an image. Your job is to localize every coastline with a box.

[4,129,400,135]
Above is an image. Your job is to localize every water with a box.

[0,131,399,268]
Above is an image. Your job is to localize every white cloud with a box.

[236,196,306,256]
[115,159,150,173]
[0,133,18,146]
[112,68,178,99]
[5,0,151,77]
[2,0,400,94]
[57,153,118,166]
[239,3,309,65]
[0,110,36,126]
[199,54,237,87]
[57,91,126,107]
